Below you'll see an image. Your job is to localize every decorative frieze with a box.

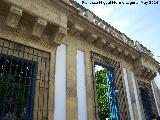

[131,55,136,60]
[62,0,70,3]
[124,51,129,57]
[127,54,136,62]
[113,47,123,57]
[2,0,69,48]
[117,48,123,53]
[135,41,153,57]
[3,0,158,67]
[32,17,47,37]
[5,5,23,28]
[53,26,67,45]
[72,1,155,60]
[69,24,84,36]
[86,33,97,43]
[120,51,136,62]
[107,43,115,50]
[86,10,94,22]
[127,39,134,48]
[95,38,106,48]
[4,0,67,28]
[68,21,138,63]
[134,58,158,80]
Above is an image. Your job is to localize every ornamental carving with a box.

[4,0,67,29]
[52,26,67,45]
[5,6,23,28]
[32,18,47,37]
[134,55,158,80]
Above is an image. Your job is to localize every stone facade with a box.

[0,0,159,120]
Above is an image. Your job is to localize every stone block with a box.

[5,5,23,28]
[32,17,47,37]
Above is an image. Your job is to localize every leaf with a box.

[95,68,111,119]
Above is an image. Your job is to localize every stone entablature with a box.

[65,1,159,80]
[68,1,154,58]
[32,17,48,37]
[1,0,156,62]
[68,22,138,63]
[4,0,67,29]
[1,0,159,80]
[5,5,23,28]
[0,0,159,120]
[134,53,159,80]
[1,0,68,48]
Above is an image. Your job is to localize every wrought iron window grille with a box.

[0,38,50,120]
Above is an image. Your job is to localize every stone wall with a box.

[0,0,159,120]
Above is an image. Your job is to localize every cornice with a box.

[56,0,159,65]
[1,0,159,68]
[68,14,139,62]
[67,5,135,49]
[141,52,159,66]
[1,0,68,49]
[3,0,68,28]
[51,0,79,14]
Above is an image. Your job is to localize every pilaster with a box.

[66,45,78,120]
[48,48,57,120]
[127,69,140,120]
[85,51,95,120]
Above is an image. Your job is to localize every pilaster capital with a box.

[96,38,106,48]
[53,26,67,45]
[5,5,23,28]
[86,33,97,43]
[32,17,47,37]
[10,5,23,16]
[69,24,84,36]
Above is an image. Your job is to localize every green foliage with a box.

[0,74,15,111]
[0,74,28,119]
[95,68,110,120]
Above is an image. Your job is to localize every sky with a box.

[75,0,160,87]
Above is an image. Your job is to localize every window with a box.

[95,66,119,120]
[0,55,36,120]
[0,38,50,120]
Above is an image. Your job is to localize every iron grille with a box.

[91,51,130,120]
[95,67,120,120]
[106,68,120,120]
[0,55,36,120]
[0,38,50,120]
[138,81,158,120]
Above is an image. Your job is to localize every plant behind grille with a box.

[0,38,50,120]
[95,69,110,120]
